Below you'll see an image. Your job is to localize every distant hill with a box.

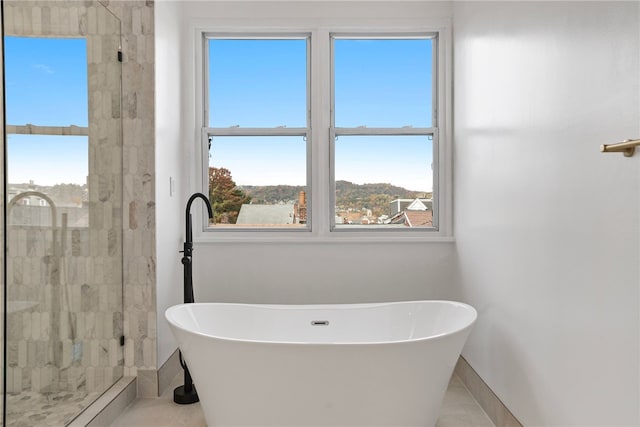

[335,181,426,217]
[240,185,305,204]
[241,181,430,218]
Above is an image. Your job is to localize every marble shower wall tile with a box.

[3,0,135,394]
[4,0,156,395]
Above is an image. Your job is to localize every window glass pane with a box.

[7,135,89,227]
[7,135,88,185]
[334,135,433,228]
[5,37,88,126]
[209,136,308,227]
[209,39,307,128]
[334,38,433,128]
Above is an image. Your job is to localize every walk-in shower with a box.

[2,1,124,425]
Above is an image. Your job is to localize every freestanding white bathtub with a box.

[165,300,477,427]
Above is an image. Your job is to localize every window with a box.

[331,35,437,229]
[5,37,89,225]
[205,36,310,229]
[201,30,449,237]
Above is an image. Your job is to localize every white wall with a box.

[156,3,640,424]
[454,2,640,425]
[192,241,458,304]
[155,1,187,366]
[154,0,459,366]
[180,1,459,303]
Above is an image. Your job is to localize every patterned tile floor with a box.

[5,390,102,426]
[109,374,494,427]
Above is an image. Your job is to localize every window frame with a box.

[196,26,452,242]
[202,33,313,232]
[5,36,90,192]
[329,33,440,232]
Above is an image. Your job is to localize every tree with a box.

[208,167,251,224]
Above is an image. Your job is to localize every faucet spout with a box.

[185,192,214,245]
[182,192,213,295]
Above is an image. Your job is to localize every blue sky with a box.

[333,39,432,129]
[209,37,434,192]
[5,36,434,192]
[5,36,88,186]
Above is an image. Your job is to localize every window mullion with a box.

[208,127,309,137]
[6,125,89,136]
[329,126,336,231]
[333,127,436,136]
[432,129,440,230]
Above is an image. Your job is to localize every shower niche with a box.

[3,1,124,425]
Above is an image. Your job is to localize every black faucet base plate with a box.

[173,385,199,404]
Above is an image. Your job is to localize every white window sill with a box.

[194,230,455,244]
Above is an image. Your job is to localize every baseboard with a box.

[455,356,523,427]
[158,349,182,395]
[137,349,182,398]
[68,376,137,427]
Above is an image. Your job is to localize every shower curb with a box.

[67,376,137,427]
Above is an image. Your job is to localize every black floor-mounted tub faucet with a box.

[174,192,213,405]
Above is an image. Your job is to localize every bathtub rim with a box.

[165,300,477,346]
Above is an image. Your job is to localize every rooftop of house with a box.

[236,204,296,225]
[388,209,433,227]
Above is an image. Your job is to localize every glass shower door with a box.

[3,2,123,425]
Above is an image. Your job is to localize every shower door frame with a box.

[1,1,125,425]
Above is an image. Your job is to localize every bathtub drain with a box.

[311,320,330,326]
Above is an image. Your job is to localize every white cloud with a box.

[33,64,54,74]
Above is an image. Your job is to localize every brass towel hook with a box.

[600,139,640,157]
